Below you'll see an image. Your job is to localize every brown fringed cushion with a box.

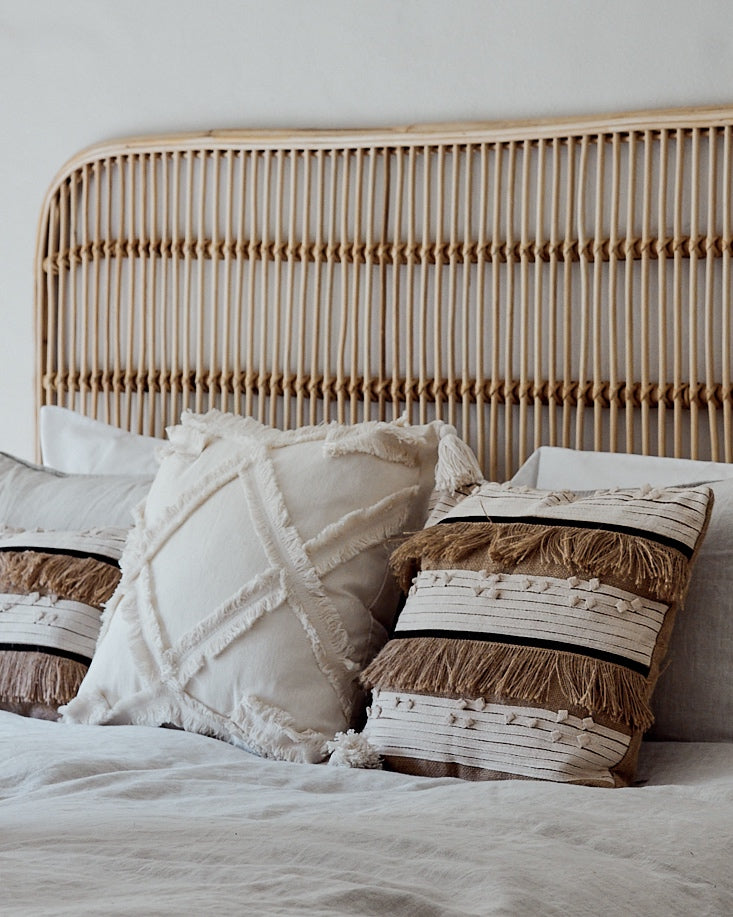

[0,527,125,719]
[361,482,713,787]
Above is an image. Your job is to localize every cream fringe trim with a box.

[173,567,287,686]
[324,426,419,466]
[361,637,654,731]
[240,449,360,676]
[63,681,332,764]
[166,412,479,498]
[304,484,419,578]
[169,409,444,456]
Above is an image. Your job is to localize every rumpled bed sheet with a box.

[1,712,732,916]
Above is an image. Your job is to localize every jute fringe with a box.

[389,521,688,602]
[0,650,87,708]
[0,552,120,607]
[361,637,654,731]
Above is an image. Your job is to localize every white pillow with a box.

[647,477,733,742]
[0,452,152,530]
[40,406,160,475]
[512,445,733,490]
[62,411,474,762]
[511,446,733,742]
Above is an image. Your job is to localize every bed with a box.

[1,106,732,915]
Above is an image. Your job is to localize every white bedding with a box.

[1,713,732,916]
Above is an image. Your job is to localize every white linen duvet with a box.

[1,713,732,916]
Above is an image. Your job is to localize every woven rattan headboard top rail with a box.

[36,106,733,479]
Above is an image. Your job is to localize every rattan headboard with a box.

[36,107,733,479]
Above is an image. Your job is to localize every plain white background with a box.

[1,0,731,458]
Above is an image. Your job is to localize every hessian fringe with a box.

[389,521,689,603]
[361,636,654,731]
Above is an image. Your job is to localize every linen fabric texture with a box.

[62,411,459,762]
[644,478,733,741]
[4,712,733,917]
[0,451,153,530]
[362,481,713,786]
[40,406,161,476]
[0,527,125,719]
[511,445,733,491]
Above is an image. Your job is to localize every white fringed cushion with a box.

[63,411,454,762]
[362,482,713,786]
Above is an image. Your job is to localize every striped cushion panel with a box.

[362,482,713,787]
[0,527,125,719]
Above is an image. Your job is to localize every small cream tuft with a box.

[327,730,383,769]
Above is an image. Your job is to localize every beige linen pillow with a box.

[648,478,733,741]
[0,451,152,530]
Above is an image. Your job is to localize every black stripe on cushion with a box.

[0,546,120,567]
[0,643,92,666]
[391,628,651,677]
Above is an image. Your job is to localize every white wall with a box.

[1,0,731,459]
